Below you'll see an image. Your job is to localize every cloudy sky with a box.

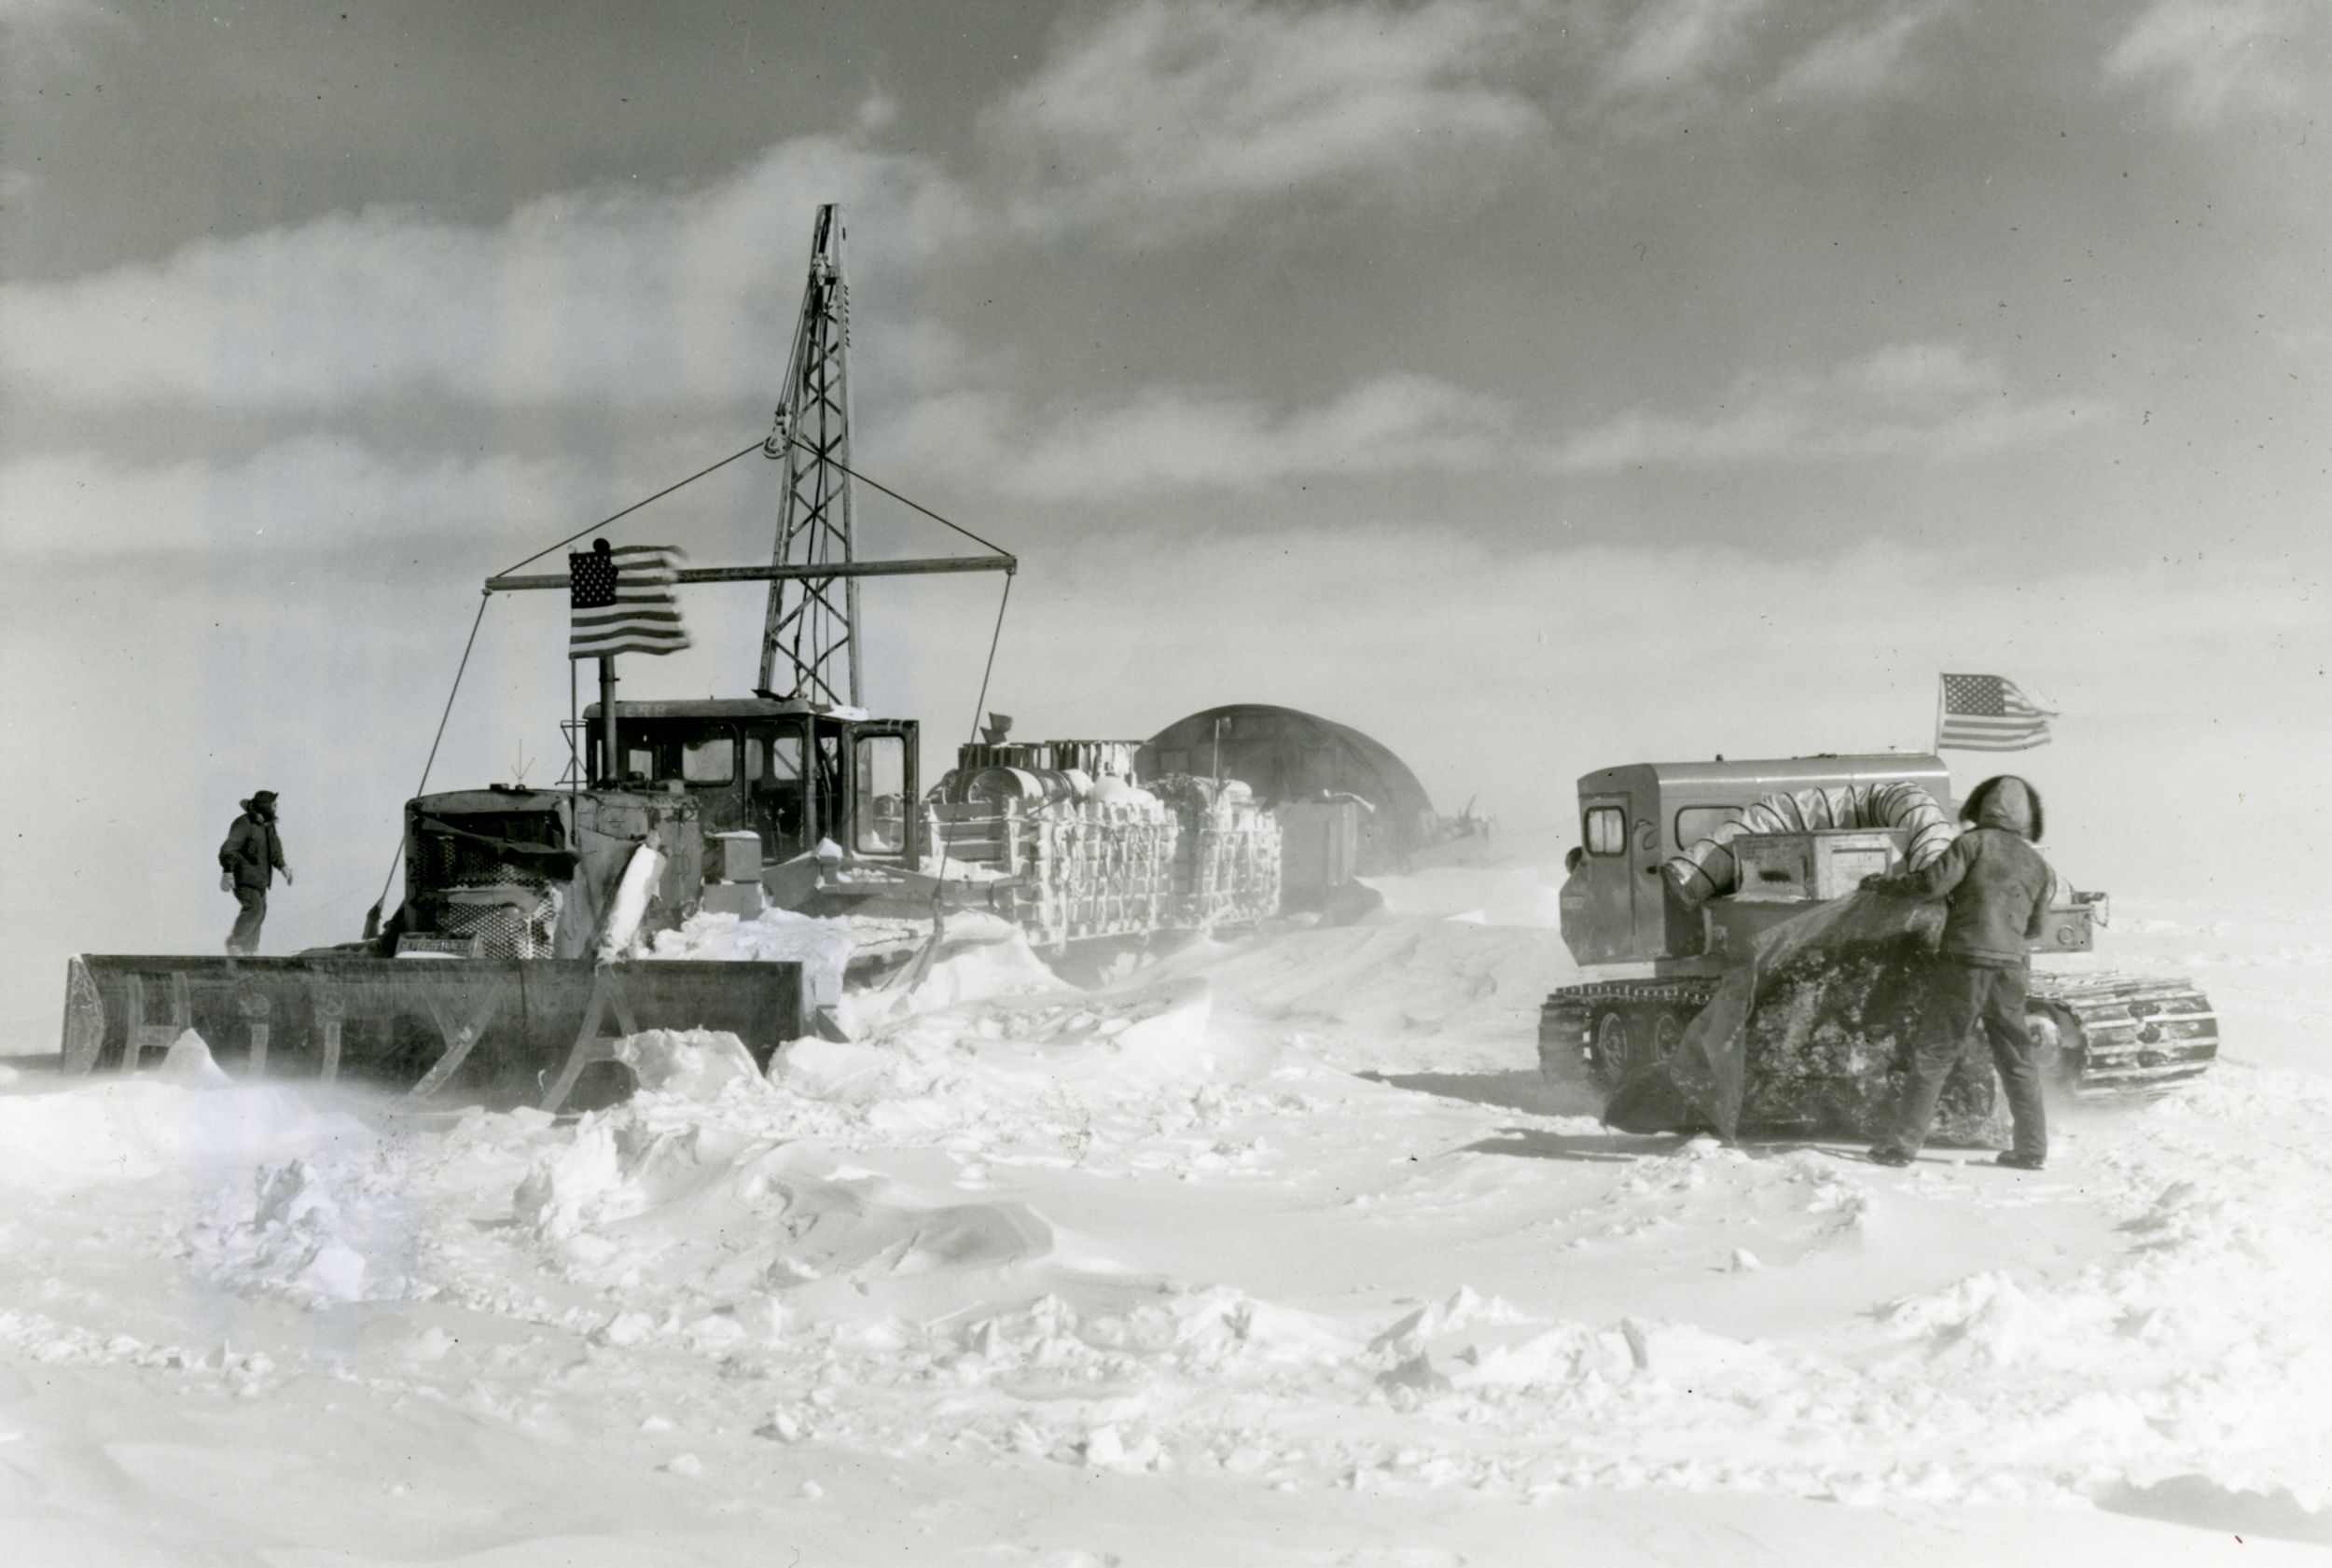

[2,0,2326,1039]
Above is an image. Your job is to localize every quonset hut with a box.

[1140,704,1439,874]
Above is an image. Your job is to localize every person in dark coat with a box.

[219,790,293,954]
[1861,775,2054,1170]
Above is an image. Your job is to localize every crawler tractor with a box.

[1539,754,2218,1134]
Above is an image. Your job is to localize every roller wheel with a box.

[1651,1010,1686,1065]
[2023,1002,2085,1089]
[1591,1009,1636,1082]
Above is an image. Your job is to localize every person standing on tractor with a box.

[1862,775,2054,1171]
[219,790,293,954]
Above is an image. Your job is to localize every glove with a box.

[220,872,232,894]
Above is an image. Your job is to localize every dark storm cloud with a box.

[1,0,2326,568]
[0,0,1055,278]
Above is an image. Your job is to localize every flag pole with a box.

[568,659,579,808]
[599,655,618,786]
[1933,674,1946,755]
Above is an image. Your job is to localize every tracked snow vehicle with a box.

[1538,754,2218,1122]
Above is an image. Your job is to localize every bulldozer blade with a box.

[62,954,804,1109]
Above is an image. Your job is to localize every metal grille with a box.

[412,813,567,892]
[418,835,534,889]
[437,888,561,958]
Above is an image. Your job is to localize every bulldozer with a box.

[1538,753,2219,1141]
[59,778,808,1108]
[59,203,1278,1106]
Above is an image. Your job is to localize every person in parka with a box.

[219,790,293,954]
[1860,775,2053,1170]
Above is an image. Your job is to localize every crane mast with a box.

[757,203,860,706]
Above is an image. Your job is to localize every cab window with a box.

[681,735,735,784]
[1674,806,1739,849]
[854,734,908,853]
[1585,806,1628,856]
[741,728,806,784]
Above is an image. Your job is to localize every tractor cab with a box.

[584,697,919,867]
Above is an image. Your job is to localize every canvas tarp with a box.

[1603,891,2004,1144]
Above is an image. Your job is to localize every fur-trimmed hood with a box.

[1962,774,2043,842]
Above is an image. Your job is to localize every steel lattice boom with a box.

[758,203,861,706]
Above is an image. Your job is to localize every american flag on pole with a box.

[569,540,690,659]
[1936,673,2054,751]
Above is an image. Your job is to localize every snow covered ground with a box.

[1,858,2326,1565]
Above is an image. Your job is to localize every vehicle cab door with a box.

[743,719,810,864]
[839,721,919,863]
[1562,794,1643,964]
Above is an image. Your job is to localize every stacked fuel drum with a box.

[925,738,1281,951]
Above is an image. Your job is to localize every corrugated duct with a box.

[1662,783,1956,909]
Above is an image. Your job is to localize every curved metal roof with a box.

[1142,704,1437,830]
[1580,754,1948,793]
